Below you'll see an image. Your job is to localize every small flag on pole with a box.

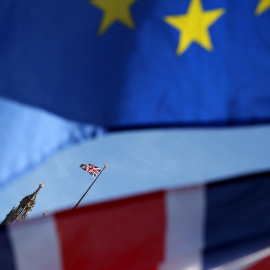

[80,164,101,178]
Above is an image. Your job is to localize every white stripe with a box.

[161,185,205,270]
[210,246,270,270]
[159,253,203,270]
[8,216,62,270]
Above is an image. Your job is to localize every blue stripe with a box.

[203,171,270,269]
[0,225,16,270]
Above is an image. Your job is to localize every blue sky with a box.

[0,125,270,222]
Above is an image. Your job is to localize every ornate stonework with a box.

[1,183,44,225]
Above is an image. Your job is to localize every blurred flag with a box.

[0,0,269,185]
[1,170,270,270]
[0,0,269,127]
[80,164,102,178]
[0,98,104,187]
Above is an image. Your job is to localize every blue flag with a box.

[0,0,269,128]
[0,0,269,185]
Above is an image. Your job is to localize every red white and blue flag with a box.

[1,171,270,270]
[79,164,101,178]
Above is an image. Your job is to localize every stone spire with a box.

[1,183,44,226]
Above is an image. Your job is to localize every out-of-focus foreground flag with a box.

[0,0,269,185]
[1,170,270,270]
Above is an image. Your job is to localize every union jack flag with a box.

[80,164,101,178]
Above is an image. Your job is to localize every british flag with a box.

[80,164,101,178]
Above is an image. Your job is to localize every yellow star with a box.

[90,0,137,35]
[164,0,225,56]
[255,0,270,15]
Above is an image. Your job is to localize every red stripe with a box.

[245,255,270,270]
[54,191,166,270]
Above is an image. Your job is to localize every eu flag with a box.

[0,0,269,128]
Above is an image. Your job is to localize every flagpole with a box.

[74,164,108,209]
